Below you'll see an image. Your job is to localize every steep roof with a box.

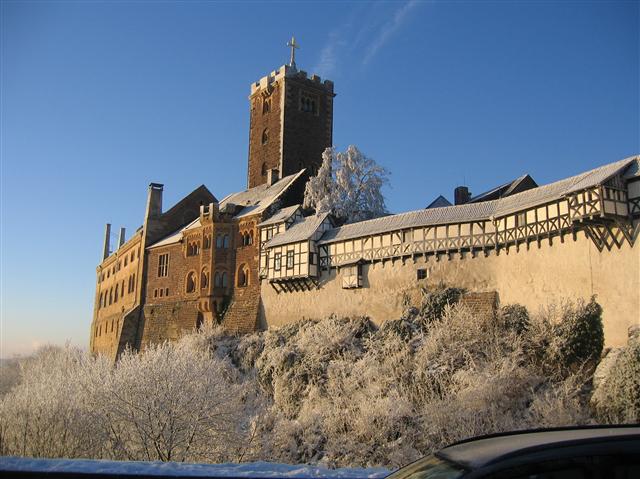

[219,170,306,219]
[319,156,636,245]
[468,174,537,203]
[265,212,331,248]
[258,205,302,227]
[426,195,453,209]
[147,217,201,249]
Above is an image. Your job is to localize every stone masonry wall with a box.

[223,216,261,333]
[281,76,333,178]
[248,83,283,188]
[139,301,200,350]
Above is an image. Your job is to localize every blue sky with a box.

[1,0,638,357]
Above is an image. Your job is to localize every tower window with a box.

[261,162,267,176]
[261,128,269,145]
[262,98,271,114]
[300,91,319,115]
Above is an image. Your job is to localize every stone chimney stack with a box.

[117,227,126,248]
[454,186,471,205]
[267,168,280,187]
[102,223,111,260]
[145,183,164,219]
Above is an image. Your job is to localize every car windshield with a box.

[386,454,466,479]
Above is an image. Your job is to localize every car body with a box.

[385,425,640,479]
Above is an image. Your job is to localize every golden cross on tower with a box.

[287,36,299,69]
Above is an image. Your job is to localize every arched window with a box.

[261,128,269,145]
[214,272,221,288]
[261,162,267,176]
[221,272,228,288]
[121,280,125,296]
[201,268,209,289]
[99,292,103,309]
[249,231,254,245]
[216,235,223,248]
[262,98,271,114]
[237,264,249,287]
[186,272,197,293]
[203,235,211,249]
[114,284,119,302]
[223,235,229,248]
[109,288,113,305]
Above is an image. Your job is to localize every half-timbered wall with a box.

[262,175,639,347]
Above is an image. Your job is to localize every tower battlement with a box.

[250,65,334,96]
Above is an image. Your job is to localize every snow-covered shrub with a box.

[551,298,604,369]
[0,345,107,458]
[91,334,254,463]
[592,343,640,423]
[499,304,530,335]
[0,359,21,396]
[527,298,604,378]
[416,286,464,325]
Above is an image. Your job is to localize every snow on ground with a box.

[0,457,391,478]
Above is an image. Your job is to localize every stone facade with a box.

[247,65,334,188]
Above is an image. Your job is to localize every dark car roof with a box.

[437,426,640,469]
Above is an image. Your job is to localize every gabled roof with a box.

[468,174,537,203]
[318,156,637,246]
[219,170,306,219]
[426,195,453,209]
[259,205,302,227]
[265,212,331,248]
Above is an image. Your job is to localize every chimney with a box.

[267,168,279,187]
[102,223,111,260]
[145,183,164,219]
[454,186,471,205]
[117,227,126,248]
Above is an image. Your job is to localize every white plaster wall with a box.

[261,230,639,346]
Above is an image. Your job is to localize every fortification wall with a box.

[261,230,639,346]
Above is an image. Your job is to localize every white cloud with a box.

[314,31,345,78]
[313,1,420,77]
[362,0,419,65]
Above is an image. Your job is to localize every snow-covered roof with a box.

[147,218,201,249]
[318,156,637,245]
[265,212,331,248]
[220,170,306,220]
[259,205,301,227]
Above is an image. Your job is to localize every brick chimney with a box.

[117,227,126,248]
[145,183,164,219]
[454,186,471,205]
[102,223,111,260]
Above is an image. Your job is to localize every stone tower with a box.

[247,62,335,189]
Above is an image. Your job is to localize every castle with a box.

[90,48,640,360]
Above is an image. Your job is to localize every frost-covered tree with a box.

[303,145,390,223]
